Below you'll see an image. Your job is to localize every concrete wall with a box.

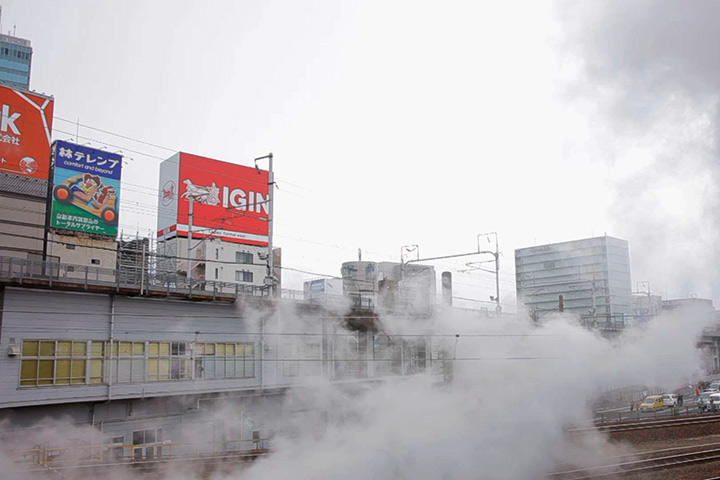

[0,193,46,259]
[46,233,118,281]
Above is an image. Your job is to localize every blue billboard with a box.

[50,140,123,236]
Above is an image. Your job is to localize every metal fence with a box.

[0,255,436,309]
[595,405,706,424]
[0,255,269,300]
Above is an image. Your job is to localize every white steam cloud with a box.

[555,0,720,301]
[1,307,712,480]
[230,309,711,480]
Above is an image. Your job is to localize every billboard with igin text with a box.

[157,152,269,246]
[50,140,123,237]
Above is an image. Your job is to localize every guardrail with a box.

[0,255,441,312]
[12,442,177,467]
[11,439,272,470]
[594,405,707,424]
[0,255,268,300]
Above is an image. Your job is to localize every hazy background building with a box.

[0,31,32,89]
[341,260,436,312]
[515,236,632,323]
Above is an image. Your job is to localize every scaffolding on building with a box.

[117,233,152,288]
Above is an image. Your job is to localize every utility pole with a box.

[493,234,500,314]
[186,196,194,282]
[403,235,502,315]
[590,272,596,319]
[636,280,653,313]
[478,232,501,315]
[254,153,275,297]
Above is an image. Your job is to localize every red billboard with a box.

[157,152,269,246]
[0,85,54,180]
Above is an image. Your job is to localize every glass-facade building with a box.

[515,236,632,321]
[0,33,32,89]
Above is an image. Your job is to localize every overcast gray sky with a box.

[8,0,720,308]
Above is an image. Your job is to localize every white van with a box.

[662,394,678,407]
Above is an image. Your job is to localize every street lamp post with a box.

[254,153,275,297]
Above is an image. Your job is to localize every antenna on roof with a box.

[13,23,15,37]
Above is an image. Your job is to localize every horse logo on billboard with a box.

[181,178,220,206]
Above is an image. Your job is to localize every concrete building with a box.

[515,236,632,325]
[0,137,123,287]
[156,152,277,294]
[631,292,663,322]
[0,32,32,89]
[157,236,270,291]
[0,263,444,477]
[0,81,53,262]
[661,296,715,314]
[0,174,46,260]
[46,233,118,277]
[303,277,345,306]
[341,261,437,313]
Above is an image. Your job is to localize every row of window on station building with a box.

[18,337,442,388]
[19,340,256,387]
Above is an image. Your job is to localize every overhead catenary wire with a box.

[3,116,517,301]
[53,117,311,192]
[0,322,563,337]
[0,228,516,306]
[0,212,520,309]
[23,117,508,278]
[31,123,508,279]
[16,116,298,195]
[53,116,177,153]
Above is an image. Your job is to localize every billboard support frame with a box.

[42,148,55,261]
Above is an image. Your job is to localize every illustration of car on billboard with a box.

[53,172,118,225]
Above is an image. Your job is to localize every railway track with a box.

[568,414,720,435]
[550,443,720,479]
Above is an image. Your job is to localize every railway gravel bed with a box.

[552,430,720,479]
[569,414,720,444]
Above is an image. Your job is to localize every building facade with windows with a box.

[0,33,32,89]
[515,236,632,323]
[341,261,437,312]
[155,236,271,292]
[0,281,443,473]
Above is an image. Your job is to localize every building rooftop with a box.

[0,33,30,47]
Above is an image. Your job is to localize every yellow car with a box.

[639,395,665,412]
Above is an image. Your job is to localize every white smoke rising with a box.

[555,0,720,301]
[227,308,712,480]
[0,306,712,480]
